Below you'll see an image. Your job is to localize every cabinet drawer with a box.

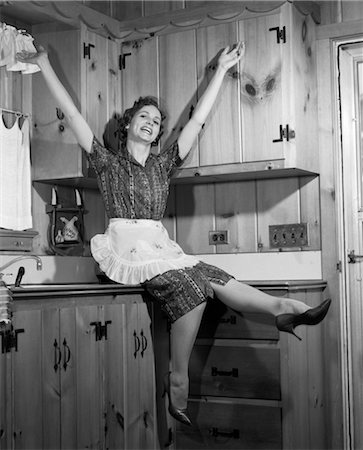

[176,399,281,449]
[189,344,280,400]
[0,230,37,252]
[198,301,278,340]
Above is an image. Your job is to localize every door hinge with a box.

[336,260,342,272]
[119,52,131,70]
[83,42,95,59]
[269,26,286,44]
[273,124,295,143]
[90,320,112,341]
[0,326,24,353]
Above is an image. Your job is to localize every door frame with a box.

[332,35,363,450]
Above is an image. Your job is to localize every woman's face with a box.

[128,104,161,145]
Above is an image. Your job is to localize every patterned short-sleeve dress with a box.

[87,137,234,322]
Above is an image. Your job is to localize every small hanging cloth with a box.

[0,22,40,74]
[0,281,12,325]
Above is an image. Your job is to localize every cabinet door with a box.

[125,302,157,450]
[238,12,284,163]
[82,26,122,143]
[121,37,158,111]
[11,308,43,450]
[197,22,241,166]
[32,28,85,181]
[103,302,127,450]
[159,30,198,168]
[0,329,10,450]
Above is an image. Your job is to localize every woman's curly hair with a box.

[117,96,166,148]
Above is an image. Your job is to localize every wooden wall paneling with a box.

[196,22,241,166]
[83,188,105,257]
[82,28,109,143]
[175,183,215,254]
[214,180,257,253]
[342,0,363,22]
[84,1,111,17]
[111,1,143,22]
[299,175,321,250]
[280,288,326,449]
[121,36,158,111]
[256,178,300,251]
[144,0,183,17]
[238,12,285,163]
[159,29,198,168]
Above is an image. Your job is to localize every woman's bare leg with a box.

[169,302,206,409]
[211,279,309,316]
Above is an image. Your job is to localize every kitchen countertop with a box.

[9,279,327,298]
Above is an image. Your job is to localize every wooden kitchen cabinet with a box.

[157,2,319,183]
[173,281,327,450]
[0,289,158,450]
[31,24,121,187]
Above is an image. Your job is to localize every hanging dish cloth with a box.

[0,22,40,74]
[0,114,33,230]
[0,281,12,325]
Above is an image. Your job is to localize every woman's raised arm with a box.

[177,41,245,161]
[17,46,93,153]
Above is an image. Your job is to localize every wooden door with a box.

[103,302,127,450]
[159,29,198,168]
[238,11,284,164]
[11,308,43,450]
[340,42,363,450]
[82,26,121,143]
[121,37,158,111]
[197,22,241,167]
[125,301,157,450]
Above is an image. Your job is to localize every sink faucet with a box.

[0,255,43,275]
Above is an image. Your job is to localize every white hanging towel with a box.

[0,115,32,230]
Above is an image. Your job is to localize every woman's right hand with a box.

[16,44,48,68]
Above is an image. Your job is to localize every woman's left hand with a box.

[217,41,245,72]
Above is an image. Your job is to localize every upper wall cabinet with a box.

[31,24,121,187]
[123,2,317,183]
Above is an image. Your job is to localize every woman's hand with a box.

[217,41,245,73]
[16,44,48,68]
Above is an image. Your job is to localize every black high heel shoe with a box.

[275,298,331,341]
[162,372,192,426]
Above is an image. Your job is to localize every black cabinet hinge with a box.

[119,52,131,70]
[90,321,112,341]
[83,42,95,59]
[273,124,295,142]
[0,326,24,353]
[269,26,286,44]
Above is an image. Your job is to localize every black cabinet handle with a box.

[62,338,71,371]
[211,366,238,377]
[209,427,240,439]
[140,329,148,358]
[53,339,62,372]
[133,330,140,358]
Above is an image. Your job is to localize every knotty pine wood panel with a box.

[175,183,215,254]
[176,400,281,450]
[342,0,363,21]
[84,0,111,17]
[256,178,300,251]
[299,175,320,250]
[196,22,241,166]
[121,37,158,111]
[238,12,284,163]
[144,0,183,17]
[159,29,198,168]
[189,344,280,399]
[111,1,143,22]
[215,180,257,253]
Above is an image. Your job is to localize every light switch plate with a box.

[269,223,309,248]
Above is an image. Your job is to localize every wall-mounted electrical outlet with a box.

[209,230,229,245]
[269,223,309,248]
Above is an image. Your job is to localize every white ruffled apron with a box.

[91,218,199,284]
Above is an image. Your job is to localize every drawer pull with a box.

[219,315,237,325]
[209,427,240,439]
[211,367,238,377]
